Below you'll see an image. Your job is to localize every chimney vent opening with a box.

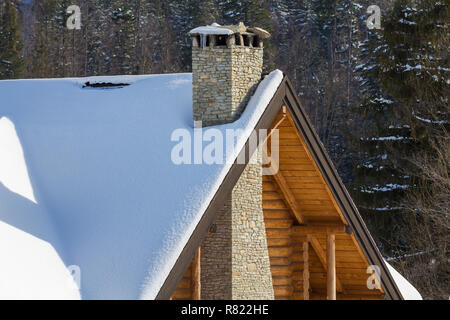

[235,34,242,46]
[216,35,227,46]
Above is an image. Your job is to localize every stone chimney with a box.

[189,23,270,127]
[188,23,274,300]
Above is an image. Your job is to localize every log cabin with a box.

[0,23,421,300]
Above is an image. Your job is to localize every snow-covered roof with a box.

[0,70,284,299]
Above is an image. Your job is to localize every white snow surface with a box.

[0,70,284,299]
[385,261,423,300]
[0,117,36,203]
[0,221,80,300]
[189,23,234,35]
[0,118,79,299]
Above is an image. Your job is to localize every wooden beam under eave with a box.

[292,224,347,235]
[191,247,201,300]
[269,170,306,224]
[310,236,344,293]
[327,234,336,300]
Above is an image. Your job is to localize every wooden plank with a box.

[284,176,324,185]
[266,238,291,247]
[279,145,304,152]
[263,209,293,220]
[280,170,319,177]
[263,200,288,210]
[335,255,367,263]
[311,272,370,282]
[291,262,305,271]
[279,159,313,164]
[337,295,384,300]
[272,276,293,286]
[279,151,310,159]
[292,224,347,235]
[265,228,291,238]
[264,219,294,229]
[335,268,370,275]
[297,200,335,206]
[292,291,306,300]
[279,164,316,171]
[271,265,293,276]
[262,191,284,200]
[290,187,330,194]
[262,182,277,191]
[301,216,343,224]
[280,131,305,139]
[310,267,368,274]
[191,248,201,300]
[294,204,337,211]
[310,261,367,269]
[301,210,340,217]
[268,247,292,258]
[279,138,303,146]
[290,192,331,200]
[327,234,336,300]
[275,296,293,300]
[273,285,294,296]
[292,271,306,281]
[270,256,291,265]
[290,253,305,262]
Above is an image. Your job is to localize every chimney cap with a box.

[189,22,270,39]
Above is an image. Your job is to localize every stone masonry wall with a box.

[192,45,263,126]
[201,196,232,300]
[200,152,274,300]
[231,151,274,300]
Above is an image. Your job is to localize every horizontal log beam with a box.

[292,224,348,235]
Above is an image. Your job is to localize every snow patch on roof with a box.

[0,221,80,299]
[385,261,423,300]
[0,117,36,203]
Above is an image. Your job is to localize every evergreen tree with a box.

[222,0,276,70]
[27,0,60,78]
[0,0,25,79]
[352,0,449,257]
